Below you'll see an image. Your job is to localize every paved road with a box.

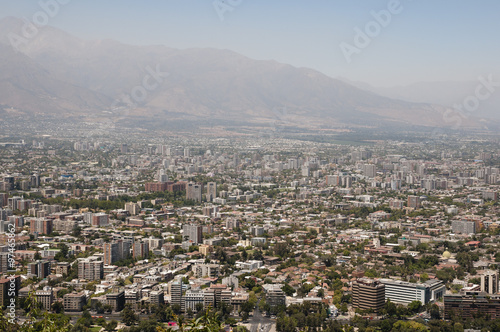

[65,311,151,324]
[247,309,275,332]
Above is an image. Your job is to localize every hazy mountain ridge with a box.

[0,43,112,115]
[0,17,486,130]
[340,78,500,121]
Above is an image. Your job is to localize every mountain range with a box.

[340,78,500,122]
[0,16,490,131]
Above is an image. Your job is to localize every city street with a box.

[244,309,275,332]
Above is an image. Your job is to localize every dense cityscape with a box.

[1,1,500,331]
[1,128,500,332]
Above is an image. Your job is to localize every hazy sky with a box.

[1,0,499,87]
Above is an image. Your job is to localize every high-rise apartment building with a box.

[104,240,130,265]
[363,164,377,178]
[421,178,436,191]
[194,264,220,278]
[185,289,204,312]
[149,290,164,306]
[389,199,404,210]
[0,253,10,273]
[407,195,421,209]
[78,259,103,281]
[106,291,125,312]
[28,260,51,279]
[183,224,203,244]
[124,202,140,216]
[207,182,217,202]
[266,287,286,308]
[481,270,498,294]
[145,182,168,192]
[55,262,70,276]
[132,241,149,259]
[0,193,9,207]
[7,196,21,210]
[9,215,24,228]
[0,208,12,221]
[187,182,203,202]
[352,278,385,313]
[63,292,87,312]
[92,213,109,227]
[2,177,14,191]
[452,220,476,234]
[35,288,54,310]
[170,279,184,311]
[30,218,53,235]
[203,284,231,309]
[0,275,20,307]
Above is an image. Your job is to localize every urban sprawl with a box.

[1,132,500,332]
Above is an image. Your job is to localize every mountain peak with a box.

[0,16,483,130]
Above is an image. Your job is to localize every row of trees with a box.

[276,303,329,332]
[28,189,194,213]
[4,289,500,332]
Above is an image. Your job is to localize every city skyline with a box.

[1,1,500,330]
